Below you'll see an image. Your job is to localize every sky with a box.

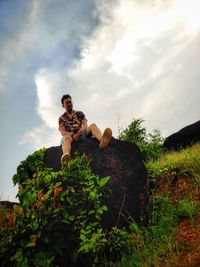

[0,0,200,202]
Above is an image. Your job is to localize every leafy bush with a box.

[118,119,165,161]
[0,149,113,266]
[0,149,135,266]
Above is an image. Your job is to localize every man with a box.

[59,94,112,163]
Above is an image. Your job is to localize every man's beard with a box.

[67,108,73,114]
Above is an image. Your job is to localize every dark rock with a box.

[0,201,19,209]
[164,120,200,151]
[44,136,148,229]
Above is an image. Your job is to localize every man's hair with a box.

[61,94,72,105]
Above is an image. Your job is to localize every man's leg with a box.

[61,135,73,163]
[86,123,112,149]
[99,128,112,149]
[86,123,102,141]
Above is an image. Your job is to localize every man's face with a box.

[63,98,73,112]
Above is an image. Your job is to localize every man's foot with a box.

[61,153,71,164]
[99,128,112,149]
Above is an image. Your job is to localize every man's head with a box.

[61,94,73,113]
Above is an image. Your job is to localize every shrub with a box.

[118,119,165,161]
[0,149,112,266]
[0,149,134,266]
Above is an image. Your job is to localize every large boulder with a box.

[44,136,148,229]
[164,120,200,151]
[0,201,19,209]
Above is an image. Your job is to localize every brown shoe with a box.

[61,153,71,164]
[99,128,112,149]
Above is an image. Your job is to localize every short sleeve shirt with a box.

[58,111,86,133]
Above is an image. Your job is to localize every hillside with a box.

[117,143,200,267]
[0,143,200,266]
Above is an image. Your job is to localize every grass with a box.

[115,143,200,267]
[147,143,200,182]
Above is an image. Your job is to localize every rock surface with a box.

[44,136,148,228]
[0,201,19,209]
[164,120,200,151]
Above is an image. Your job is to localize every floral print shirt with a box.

[58,111,86,133]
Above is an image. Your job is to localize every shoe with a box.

[99,128,112,149]
[61,153,71,164]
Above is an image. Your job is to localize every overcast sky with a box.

[0,0,200,202]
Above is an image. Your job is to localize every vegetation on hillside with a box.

[0,119,199,266]
[118,118,165,161]
[116,143,200,267]
[117,119,200,266]
[0,151,131,266]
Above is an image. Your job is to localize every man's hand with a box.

[73,128,85,141]
[72,133,79,141]
[73,130,81,141]
[77,128,84,136]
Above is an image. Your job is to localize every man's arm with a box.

[75,119,88,140]
[58,115,74,137]
[81,119,88,130]
[78,119,88,133]
[59,125,73,137]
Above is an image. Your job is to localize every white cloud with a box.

[20,0,200,149]
[35,69,61,129]
[19,67,67,149]
[63,0,200,136]
[19,125,60,150]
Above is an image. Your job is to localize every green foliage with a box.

[0,149,134,266]
[115,144,200,267]
[118,119,147,144]
[118,118,165,161]
[1,149,114,266]
[107,227,130,258]
[115,194,178,267]
[146,143,200,184]
[176,199,199,219]
[1,139,199,266]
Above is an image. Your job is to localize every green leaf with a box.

[98,205,108,214]
[30,221,39,231]
[27,191,37,203]
[98,176,110,187]
[89,191,97,200]
[10,248,23,262]
[17,257,29,267]
[69,215,75,221]
[35,252,46,266]
[26,235,37,247]
[88,210,95,215]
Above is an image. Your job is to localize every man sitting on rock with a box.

[59,94,112,163]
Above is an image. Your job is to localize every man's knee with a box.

[89,123,97,129]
